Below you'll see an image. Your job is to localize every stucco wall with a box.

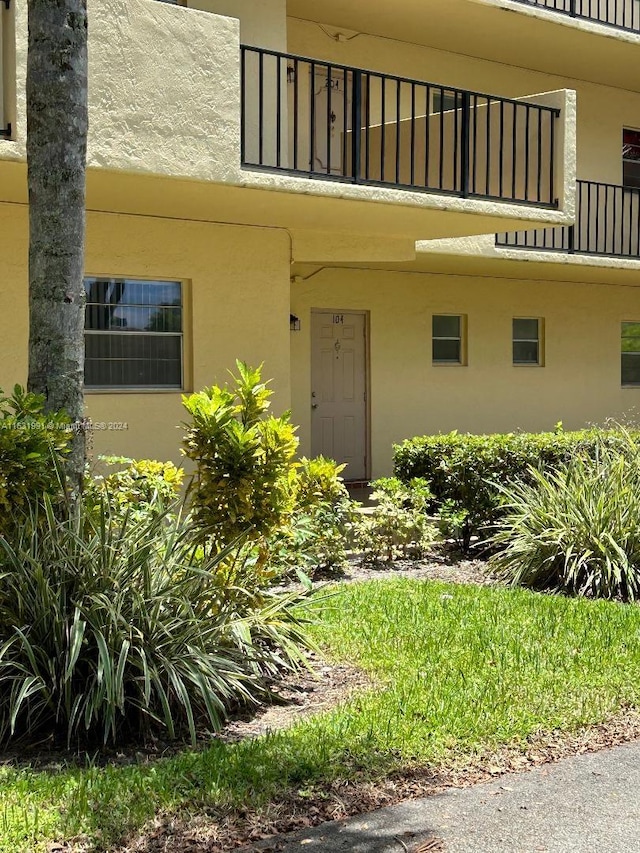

[186,0,287,49]
[291,268,640,477]
[0,0,575,240]
[0,203,291,466]
[3,199,640,475]
[0,0,244,180]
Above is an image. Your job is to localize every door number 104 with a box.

[332,314,344,324]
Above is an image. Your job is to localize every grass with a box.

[1,578,640,851]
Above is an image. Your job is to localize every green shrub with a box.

[278,456,355,573]
[295,455,349,512]
[394,427,639,552]
[353,477,436,563]
[489,433,640,600]
[0,385,69,529]
[0,498,311,748]
[84,456,183,522]
[182,362,298,549]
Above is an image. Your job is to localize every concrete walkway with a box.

[255,741,640,852]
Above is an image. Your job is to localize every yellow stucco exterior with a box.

[291,267,640,476]
[1,0,640,478]
[0,204,291,466]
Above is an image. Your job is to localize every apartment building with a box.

[0,0,639,478]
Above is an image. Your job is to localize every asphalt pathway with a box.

[254,741,640,852]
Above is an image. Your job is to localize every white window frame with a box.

[512,317,543,366]
[623,127,640,190]
[621,321,640,387]
[432,314,466,365]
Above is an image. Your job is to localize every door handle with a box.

[311,403,318,409]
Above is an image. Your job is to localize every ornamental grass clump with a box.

[489,432,640,601]
[0,498,311,748]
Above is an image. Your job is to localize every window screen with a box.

[432,315,463,363]
[84,278,183,389]
[513,318,540,365]
[621,322,640,385]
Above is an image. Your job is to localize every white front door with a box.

[311,69,352,176]
[311,310,367,480]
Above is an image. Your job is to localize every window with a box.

[623,128,640,189]
[84,278,183,389]
[621,322,640,386]
[0,1,14,140]
[431,91,459,114]
[513,318,541,365]
[432,314,464,364]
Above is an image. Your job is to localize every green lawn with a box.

[2,579,640,852]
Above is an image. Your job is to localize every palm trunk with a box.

[26,0,89,500]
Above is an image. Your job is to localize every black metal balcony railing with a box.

[241,46,560,207]
[509,0,640,34]
[496,180,640,258]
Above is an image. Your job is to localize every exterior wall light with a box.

[290,313,301,331]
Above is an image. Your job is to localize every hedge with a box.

[393,428,639,551]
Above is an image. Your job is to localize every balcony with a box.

[496,180,640,259]
[241,47,561,208]
[286,2,640,94]
[0,0,575,252]
[506,0,640,34]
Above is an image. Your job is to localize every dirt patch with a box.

[279,550,497,594]
[220,655,373,743]
[338,553,496,587]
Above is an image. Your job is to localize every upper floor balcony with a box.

[0,0,576,256]
[286,1,640,94]
[506,0,640,34]
[241,47,561,208]
[496,179,640,259]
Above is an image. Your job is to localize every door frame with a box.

[310,308,371,483]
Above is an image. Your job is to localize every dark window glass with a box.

[84,278,183,389]
[513,340,539,364]
[513,318,540,365]
[623,129,640,189]
[622,322,640,385]
[432,315,462,364]
[432,315,460,339]
[433,338,461,362]
[432,92,458,114]
[513,318,538,340]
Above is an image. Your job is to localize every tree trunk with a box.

[27,0,88,501]
[26,0,89,500]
